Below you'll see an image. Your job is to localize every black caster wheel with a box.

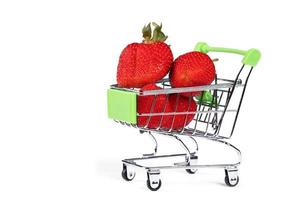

[224,175,239,187]
[186,155,198,174]
[224,169,239,187]
[121,164,135,181]
[185,168,197,174]
[146,179,162,191]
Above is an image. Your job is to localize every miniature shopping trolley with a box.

[107,42,261,191]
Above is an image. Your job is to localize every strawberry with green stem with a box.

[117,22,173,88]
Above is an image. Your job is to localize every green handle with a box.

[194,42,261,67]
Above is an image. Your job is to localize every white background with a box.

[0,0,299,199]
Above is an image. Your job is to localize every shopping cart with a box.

[107,42,261,191]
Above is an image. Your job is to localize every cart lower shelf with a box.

[120,132,241,191]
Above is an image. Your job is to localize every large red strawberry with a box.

[169,51,215,96]
[117,23,173,88]
[137,84,197,130]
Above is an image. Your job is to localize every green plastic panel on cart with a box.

[107,89,137,124]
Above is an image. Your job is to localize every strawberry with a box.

[117,23,173,88]
[137,84,197,130]
[169,51,215,96]
[137,84,172,129]
[167,94,197,130]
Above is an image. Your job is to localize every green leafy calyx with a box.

[142,22,168,43]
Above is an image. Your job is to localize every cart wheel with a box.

[186,168,197,174]
[224,169,239,187]
[147,170,161,191]
[146,179,162,191]
[185,155,198,174]
[121,164,135,181]
[225,175,239,187]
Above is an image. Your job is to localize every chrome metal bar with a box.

[154,77,237,84]
[138,109,237,117]
[144,94,158,128]
[171,135,192,165]
[123,153,187,161]
[110,84,140,93]
[168,93,180,132]
[140,83,244,96]
[217,78,242,84]
[146,163,240,170]
[229,67,253,138]
[214,65,245,136]
[156,94,170,130]
[192,102,203,135]
[109,78,242,96]
[180,95,193,134]
[187,136,199,154]
[143,131,158,157]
